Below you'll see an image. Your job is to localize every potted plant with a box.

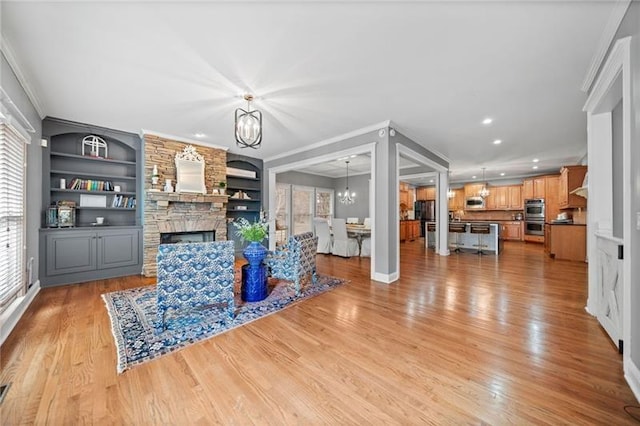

[218,181,227,195]
[232,217,269,301]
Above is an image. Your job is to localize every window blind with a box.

[0,123,26,311]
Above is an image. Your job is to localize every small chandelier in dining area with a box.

[235,94,262,149]
[447,171,455,199]
[479,167,490,198]
[338,161,356,205]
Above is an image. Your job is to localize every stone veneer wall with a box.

[143,134,228,277]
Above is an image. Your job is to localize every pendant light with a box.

[338,161,356,204]
[447,171,455,199]
[235,94,262,149]
[479,167,490,198]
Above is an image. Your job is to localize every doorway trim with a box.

[583,36,638,399]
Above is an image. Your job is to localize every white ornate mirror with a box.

[175,145,206,194]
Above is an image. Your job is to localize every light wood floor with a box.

[2,241,638,424]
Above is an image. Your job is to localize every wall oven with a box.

[524,199,545,219]
[524,220,544,236]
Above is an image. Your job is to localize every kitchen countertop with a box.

[546,222,586,226]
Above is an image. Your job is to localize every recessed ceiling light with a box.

[482,118,493,125]
[429,179,434,183]
[472,175,477,179]
[533,158,539,163]
[532,166,539,170]
[500,172,505,176]
[350,154,357,158]
[194,133,206,138]
[493,139,502,145]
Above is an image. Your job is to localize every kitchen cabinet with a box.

[500,221,523,241]
[523,177,546,200]
[400,220,420,242]
[545,224,586,261]
[508,185,523,209]
[484,186,520,210]
[448,188,465,211]
[41,227,142,286]
[464,183,485,199]
[545,176,560,223]
[559,165,587,209]
[416,186,436,201]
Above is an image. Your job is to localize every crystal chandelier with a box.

[338,161,356,204]
[235,94,262,149]
[479,167,490,198]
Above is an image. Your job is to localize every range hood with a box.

[570,172,588,199]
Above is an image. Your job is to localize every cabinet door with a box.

[464,184,483,198]
[416,187,426,201]
[522,180,533,200]
[558,168,569,206]
[399,221,406,241]
[97,229,140,269]
[496,187,509,209]
[46,231,97,276]
[508,186,523,209]
[425,187,436,201]
[533,178,546,199]
[545,176,560,223]
[454,189,465,210]
[485,190,497,210]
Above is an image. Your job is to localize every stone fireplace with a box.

[142,133,228,277]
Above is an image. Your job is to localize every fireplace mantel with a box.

[147,191,228,208]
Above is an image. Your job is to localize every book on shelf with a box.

[68,178,114,191]
[111,195,136,208]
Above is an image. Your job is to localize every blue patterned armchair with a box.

[156,241,235,333]
[267,232,318,295]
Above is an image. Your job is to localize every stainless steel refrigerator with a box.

[414,200,435,237]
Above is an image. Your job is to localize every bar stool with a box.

[448,222,466,253]
[426,223,436,248]
[470,223,491,255]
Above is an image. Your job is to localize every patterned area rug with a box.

[102,275,346,373]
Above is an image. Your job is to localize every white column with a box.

[437,171,450,256]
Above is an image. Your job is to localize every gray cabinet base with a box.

[40,226,142,287]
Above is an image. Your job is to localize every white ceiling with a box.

[2,1,614,181]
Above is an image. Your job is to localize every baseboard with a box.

[372,271,399,284]
[625,358,640,403]
[584,301,596,316]
[0,280,40,346]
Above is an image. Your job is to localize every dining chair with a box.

[363,217,371,228]
[331,218,359,257]
[313,217,332,254]
[346,217,359,224]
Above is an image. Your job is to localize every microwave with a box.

[465,196,485,209]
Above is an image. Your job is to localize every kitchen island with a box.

[426,222,503,255]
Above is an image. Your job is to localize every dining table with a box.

[345,224,372,255]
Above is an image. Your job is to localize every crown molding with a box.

[0,36,45,118]
[263,120,390,163]
[583,36,630,113]
[580,0,631,93]
[140,129,229,151]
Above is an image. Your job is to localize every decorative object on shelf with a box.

[60,178,66,189]
[337,160,356,205]
[235,94,262,149]
[226,166,256,178]
[114,185,121,192]
[80,193,107,207]
[151,164,159,185]
[218,181,226,196]
[46,201,77,228]
[163,179,174,193]
[81,135,108,158]
[175,145,206,194]
[479,168,490,199]
[232,217,269,301]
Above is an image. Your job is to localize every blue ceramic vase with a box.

[241,241,268,302]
